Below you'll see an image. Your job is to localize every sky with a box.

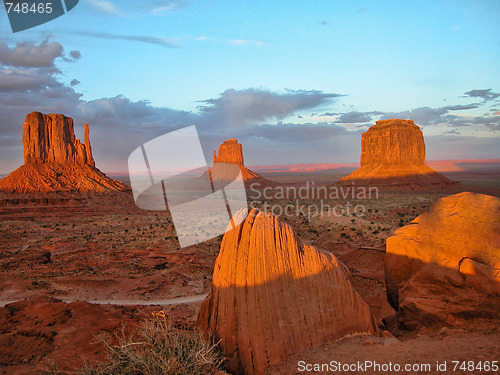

[0,0,499,174]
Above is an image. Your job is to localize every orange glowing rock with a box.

[385,192,500,328]
[197,208,378,375]
[212,139,260,181]
[0,112,128,192]
[339,119,457,188]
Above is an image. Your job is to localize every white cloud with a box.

[230,39,264,47]
[88,0,125,16]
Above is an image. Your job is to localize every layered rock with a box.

[339,119,457,188]
[0,112,128,193]
[212,139,260,181]
[197,208,378,375]
[385,192,500,328]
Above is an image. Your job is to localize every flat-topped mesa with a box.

[0,112,128,193]
[213,138,244,166]
[211,139,261,181]
[197,208,378,375]
[361,119,425,166]
[339,119,458,189]
[23,112,95,166]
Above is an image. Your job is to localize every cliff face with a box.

[197,208,377,375]
[385,192,500,329]
[360,119,425,166]
[23,112,94,166]
[339,119,457,189]
[0,112,128,193]
[213,138,244,166]
[212,139,260,181]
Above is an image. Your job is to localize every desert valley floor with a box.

[0,166,499,374]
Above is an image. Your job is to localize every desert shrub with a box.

[81,312,224,375]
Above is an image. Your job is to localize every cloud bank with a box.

[0,39,498,174]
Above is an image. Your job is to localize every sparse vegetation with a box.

[80,312,224,375]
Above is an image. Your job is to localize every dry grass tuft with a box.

[80,311,224,375]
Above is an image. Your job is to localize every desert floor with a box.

[0,168,499,374]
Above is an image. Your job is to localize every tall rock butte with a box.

[0,112,128,192]
[339,119,457,188]
[385,192,500,328]
[197,208,378,375]
[212,139,261,181]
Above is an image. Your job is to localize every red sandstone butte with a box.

[385,192,500,329]
[212,139,260,181]
[0,112,128,192]
[339,119,457,188]
[197,208,378,375]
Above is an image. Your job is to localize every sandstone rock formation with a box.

[385,192,500,329]
[339,119,457,188]
[212,139,260,181]
[0,112,128,193]
[197,208,378,375]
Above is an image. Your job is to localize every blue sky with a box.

[0,0,499,173]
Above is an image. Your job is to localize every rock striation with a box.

[339,119,457,188]
[0,112,128,193]
[385,192,500,328]
[197,208,378,375]
[212,139,260,181]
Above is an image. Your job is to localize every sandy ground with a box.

[0,170,499,374]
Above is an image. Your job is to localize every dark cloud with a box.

[72,32,182,48]
[198,88,344,128]
[337,111,372,123]
[69,50,82,60]
[0,40,83,171]
[0,39,498,173]
[381,107,449,125]
[70,79,80,86]
[426,135,500,159]
[442,103,480,111]
[252,122,352,142]
[0,38,79,67]
[464,89,500,101]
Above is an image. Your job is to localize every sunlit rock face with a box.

[197,208,378,375]
[339,119,458,189]
[212,139,260,181]
[385,192,500,329]
[360,119,425,166]
[23,112,94,166]
[0,112,128,192]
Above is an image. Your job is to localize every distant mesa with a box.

[211,139,261,181]
[197,208,378,375]
[339,119,458,188]
[0,112,128,193]
[385,192,500,329]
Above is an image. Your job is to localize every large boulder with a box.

[0,112,128,193]
[197,208,378,375]
[385,192,500,328]
[339,119,457,189]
